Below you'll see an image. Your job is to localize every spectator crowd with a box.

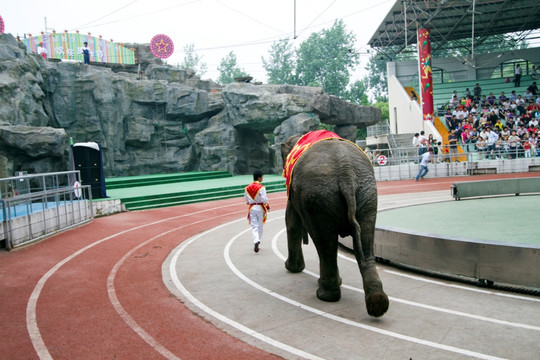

[442,80,540,161]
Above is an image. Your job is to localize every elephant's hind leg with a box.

[356,216,389,317]
[361,263,389,317]
[312,231,341,302]
[285,202,305,273]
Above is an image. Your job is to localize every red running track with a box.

[0,173,536,359]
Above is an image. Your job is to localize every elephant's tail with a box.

[340,181,365,258]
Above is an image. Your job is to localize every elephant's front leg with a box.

[284,202,305,273]
[312,232,341,302]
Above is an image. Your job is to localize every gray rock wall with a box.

[0,33,380,178]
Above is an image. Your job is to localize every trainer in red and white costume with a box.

[244,170,270,253]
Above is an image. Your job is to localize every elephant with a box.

[281,131,389,317]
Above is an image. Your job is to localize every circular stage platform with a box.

[373,194,540,290]
[377,195,540,244]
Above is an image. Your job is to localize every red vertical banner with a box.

[418,28,433,121]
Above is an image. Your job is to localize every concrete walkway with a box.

[164,187,540,360]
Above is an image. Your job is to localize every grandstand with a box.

[384,49,540,143]
[428,75,536,116]
[366,0,540,151]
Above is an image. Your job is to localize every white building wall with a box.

[387,71,442,142]
[388,74,422,134]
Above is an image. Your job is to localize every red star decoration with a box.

[149,34,174,59]
[155,39,169,53]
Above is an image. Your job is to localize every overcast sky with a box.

[1,0,395,82]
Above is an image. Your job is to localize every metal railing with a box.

[0,171,81,198]
[366,144,540,181]
[367,122,391,138]
[367,122,396,158]
[1,171,94,249]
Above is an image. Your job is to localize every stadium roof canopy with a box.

[368,0,540,58]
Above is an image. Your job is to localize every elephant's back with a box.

[290,139,376,198]
[294,139,373,177]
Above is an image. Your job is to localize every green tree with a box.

[217,51,250,85]
[362,54,393,101]
[262,38,296,84]
[344,79,369,105]
[179,43,207,77]
[263,20,360,98]
[294,19,359,97]
[373,100,389,121]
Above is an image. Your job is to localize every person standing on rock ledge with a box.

[81,42,90,65]
[37,42,47,59]
[244,171,270,253]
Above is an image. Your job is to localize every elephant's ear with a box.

[281,135,301,164]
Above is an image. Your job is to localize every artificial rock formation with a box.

[0,33,380,178]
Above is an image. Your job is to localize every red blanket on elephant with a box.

[282,130,342,196]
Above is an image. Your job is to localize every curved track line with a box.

[26,202,250,360]
[16,175,534,359]
[27,229,145,360]
[270,223,540,332]
[167,218,325,360]
[108,208,255,360]
[164,206,528,359]
[224,222,505,360]
[380,270,540,303]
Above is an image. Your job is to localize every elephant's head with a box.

[281,134,302,164]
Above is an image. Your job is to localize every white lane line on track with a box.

[314,238,540,331]
[222,222,506,360]
[26,201,256,360]
[167,218,324,360]
[378,180,463,190]
[106,210,250,360]
[381,270,540,303]
[109,206,289,359]
[337,246,540,304]
[27,229,147,360]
